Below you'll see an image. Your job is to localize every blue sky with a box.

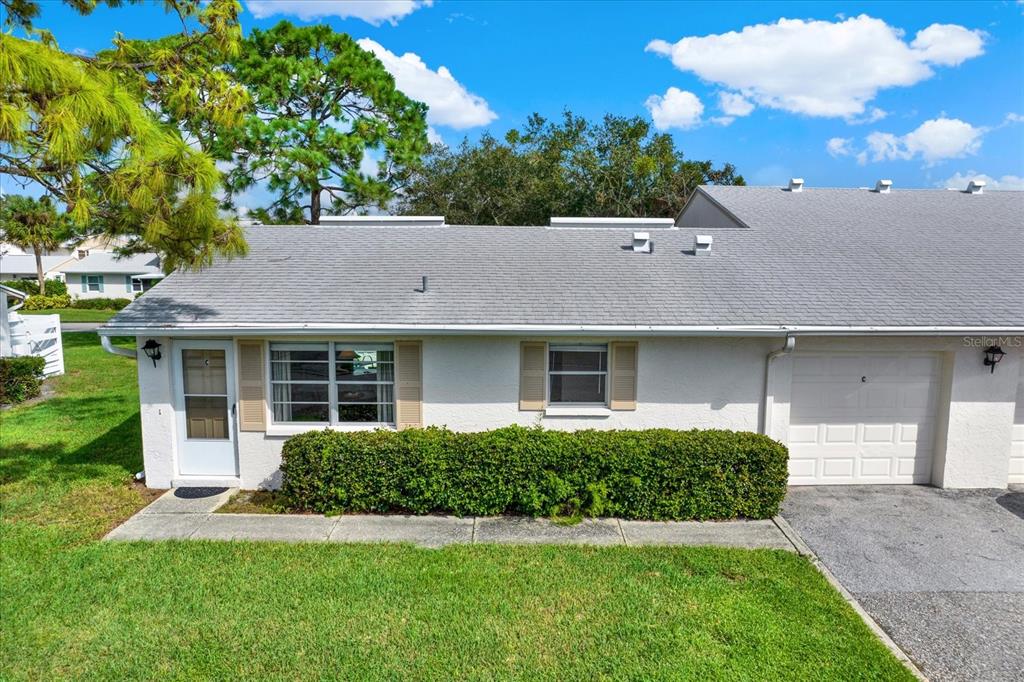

[13,0,1024,196]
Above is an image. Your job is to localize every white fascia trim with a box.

[98,324,1024,338]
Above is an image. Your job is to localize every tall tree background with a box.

[0,0,249,270]
[215,22,429,224]
[400,112,744,225]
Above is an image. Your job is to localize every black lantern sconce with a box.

[983,346,1005,374]
[141,339,162,367]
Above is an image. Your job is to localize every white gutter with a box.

[762,334,796,438]
[96,323,1024,338]
[101,335,137,359]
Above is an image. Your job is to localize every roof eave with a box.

[96,323,1024,338]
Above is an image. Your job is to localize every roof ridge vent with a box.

[787,178,804,192]
[966,179,986,194]
[319,215,445,227]
[694,234,713,256]
[873,179,893,193]
[549,217,676,229]
[632,232,651,253]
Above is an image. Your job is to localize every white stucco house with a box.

[98,182,1024,491]
[61,252,163,299]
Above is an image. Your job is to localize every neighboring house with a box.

[98,182,1024,491]
[0,284,64,376]
[61,253,163,299]
[0,233,132,259]
[0,254,74,282]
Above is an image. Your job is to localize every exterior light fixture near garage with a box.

[983,345,1005,373]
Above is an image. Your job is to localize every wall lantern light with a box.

[142,339,163,367]
[983,346,1005,373]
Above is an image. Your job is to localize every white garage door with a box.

[1010,365,1024,485]
[788,352,940,485]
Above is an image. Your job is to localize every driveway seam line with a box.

[617,519,628,545]
[777,514,927,681]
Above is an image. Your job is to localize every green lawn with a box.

[20,308,119,323]
[0,334,914,680]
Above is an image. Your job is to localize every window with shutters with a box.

[269,342,395,425]
[548,345,608,405]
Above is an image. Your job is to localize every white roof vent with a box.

[632,232,651,253]
[966,179,986,194]
[874,179,893,193]
[787,178,804,192]
[549,217,676,229]
[319,215,445,227]
[694,234,713,256]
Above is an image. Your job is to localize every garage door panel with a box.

[1010,367,1023,484]
[859,457,892,477]
[789,352,939,485]
[862,423,896,443]
[865,385,899,409]
[824,424,857,443]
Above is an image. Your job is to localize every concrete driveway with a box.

[782,486,1024,682]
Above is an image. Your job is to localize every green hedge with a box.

[0,279,68,296]
[23,294,72,310]
[70,297,132,310]
[280,426,789,520]
[0,356,46,404]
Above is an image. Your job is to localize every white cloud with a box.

[246,1,431,25]
[909,23,985,66]
[718,91,754,117]
[937,172,1024,191]
[356,38,496,129]
[864,117,984,165]
[644,87,704,130]
[426,126,445,145]
[826,137,854,157]
[647,15,985,119]
[710,116,735,126]
[847,107,887,125]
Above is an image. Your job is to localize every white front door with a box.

[174,340,238,477]
[788,352,940,485]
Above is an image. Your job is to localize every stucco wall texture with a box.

[134,335,1023,490]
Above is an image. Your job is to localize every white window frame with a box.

[85,274,103,292]
[130,277,144,293]
[547,344,609,406]
[268,341,396,427]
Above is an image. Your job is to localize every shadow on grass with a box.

[0,411,141,485]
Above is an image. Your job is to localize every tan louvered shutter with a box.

[519,341,547,411]
[237,341,267,431]
[609,342,638,410]
[395,340,423,430]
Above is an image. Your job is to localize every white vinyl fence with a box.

[6,312,64,376]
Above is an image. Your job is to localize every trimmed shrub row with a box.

[20,295,132,311]
[0,279,68,297]
[0,356,46,404]
[280,426,789,520]
[69,297,132,310]
[23,294,72,310]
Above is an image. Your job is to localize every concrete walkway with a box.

[105,488,797,550]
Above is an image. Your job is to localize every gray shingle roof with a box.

[0,255,73,277]
[105,186,1024,331]
[61,253,161,274]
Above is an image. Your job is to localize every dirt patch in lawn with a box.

[215,490,294,514]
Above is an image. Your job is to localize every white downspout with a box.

[101,334,138,359]
[762,334,795,438]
